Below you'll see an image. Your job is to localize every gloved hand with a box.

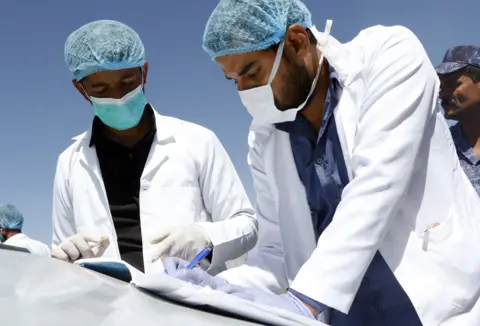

[216,284,316,319]
[163,257,227,289]
[163,257,316,320]
[51,234,110,262]
[151,225,212,269]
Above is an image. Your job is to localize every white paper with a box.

[74,258,327,325]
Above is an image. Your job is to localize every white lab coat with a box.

[4,233,50,257]
[220,25,480,325]
[52,109,258,274]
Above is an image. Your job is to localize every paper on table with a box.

[133,272,328,326]
[73,259,326,325]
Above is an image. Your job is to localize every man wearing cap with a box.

[436,45,480,196]
[50,20,258,275]
[163,0,480,324]
[0,204,50,257]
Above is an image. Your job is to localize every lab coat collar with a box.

[6,233,26,241]
[70,105,175,194]
[72,105,176,144]
[310,25,363,87]
[88,105,157,148]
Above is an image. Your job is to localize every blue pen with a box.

[186,248,212,270]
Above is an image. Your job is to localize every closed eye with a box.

[225,76,238,85]
[122,75,137,85]
[91,86,108,94]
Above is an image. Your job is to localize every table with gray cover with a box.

[0,248,265,326]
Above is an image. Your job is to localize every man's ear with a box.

[73,80,90,102]
[283,24,311,61]
[143,61,149,85]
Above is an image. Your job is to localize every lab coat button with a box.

[141,183,150,191]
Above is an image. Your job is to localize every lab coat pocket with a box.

[421,207,480,316]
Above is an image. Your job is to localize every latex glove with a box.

[151,225,212,269]
[163,257,316,320]
[163,257,227,289]
[51,234,110,262]
[216,284,316,320]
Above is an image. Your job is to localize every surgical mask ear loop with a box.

[267,41,285,85]
[80,83,91,101]
[266,20,329,87]
[266,18,332,86]
[139,67,145,93]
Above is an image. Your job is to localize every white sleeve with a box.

[290,26,439,313]
[195,129,258,268]
[51,155,76,246]
[219,131,289,294]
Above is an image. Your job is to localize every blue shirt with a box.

[278,67,422,326]
[276,71,347,239]
[450,123,480,196]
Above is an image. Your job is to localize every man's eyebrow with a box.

[238,61,257,76]
[225,61,257,79]
[89,73,137,87]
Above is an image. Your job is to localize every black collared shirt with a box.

[90,105,156,272]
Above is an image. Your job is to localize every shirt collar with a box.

[89,104,156,148]
[276,65,341,133]
[450,123,480,165]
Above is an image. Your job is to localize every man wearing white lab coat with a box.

[0,204,50,257]
[163,0,480,325]
[51,20,257,274]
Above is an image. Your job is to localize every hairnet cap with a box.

[65,20,146,81]
[203,0,312,60]
[0,204,24,230]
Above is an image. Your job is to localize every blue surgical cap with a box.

[203,0,312,60]
[65,20,146,81]
[0,204,24,230]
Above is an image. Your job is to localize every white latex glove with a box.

[150,225,212,269]
[51,234,110,262]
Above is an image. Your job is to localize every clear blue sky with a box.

[0,0,477,244]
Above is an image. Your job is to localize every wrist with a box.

[282,288,318,316]
[288,289,325,317]
[301,300,320,317]
[283,292,317,319]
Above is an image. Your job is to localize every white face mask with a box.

[238,20,333,124]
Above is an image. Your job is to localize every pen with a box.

[186,248,212,270]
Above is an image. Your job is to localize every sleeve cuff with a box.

[195,219,256,269]
[195,222,224,267]
[289,288,329,313]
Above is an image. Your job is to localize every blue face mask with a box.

[0,231,5,243]
[89,84,148,131]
